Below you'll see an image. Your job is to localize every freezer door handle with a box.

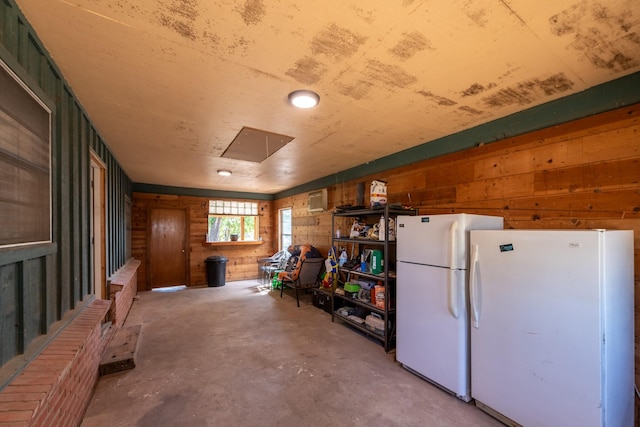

[469,244,480,328]
[449,221,458,270]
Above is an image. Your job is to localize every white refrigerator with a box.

[396,214,503,401]
[469,229,634,427]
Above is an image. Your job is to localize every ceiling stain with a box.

[483,73,574,108]
[227,36,250,55]
[310,24,367,61]
[461,82,497,97]
[157,13,197,40]
[168,0,199,21]
[389,31,432,61]
[464,2,488,27]
[350,6,375,24]
[239,0,266,26]
[588,43,638,70]
[155,0,199,40]
[285,57,327,85]
[336,80,373,100]
[458,105,483,115]
[249,68,283,81]
[366,60,417,89]
[175,120,194,133]
[202,30,220,48]
[417,90,457,106]
[549,0,640,72]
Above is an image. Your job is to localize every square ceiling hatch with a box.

[222,127,294,163]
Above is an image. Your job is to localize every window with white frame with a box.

[207,200,259,242]
[279,207,292,250]
[0,60,51,248]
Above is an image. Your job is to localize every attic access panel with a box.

[222,127,294,163]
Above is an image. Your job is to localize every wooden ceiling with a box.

[14,0,640,194]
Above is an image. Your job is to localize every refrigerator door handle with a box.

[448,268,459,318]
[469,244,480,328]
[447,221,459,318]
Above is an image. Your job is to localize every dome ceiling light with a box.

[288,90,320,109]
[217,170,232,176]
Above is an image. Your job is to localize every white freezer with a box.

[469,229,634,427]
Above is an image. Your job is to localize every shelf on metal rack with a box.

[333,312,385,342]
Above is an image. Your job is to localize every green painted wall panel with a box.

[0,0,132,379]
[0,264,17,365]
[22,258,41,348]
[70,101,80,307]
[58,88,71,316]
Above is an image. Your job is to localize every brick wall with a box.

[0,300,110,427]
[109,259,141,328]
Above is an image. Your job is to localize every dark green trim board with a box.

[133,183,274,201]
[0,243,57,267]
[275,71,640,199]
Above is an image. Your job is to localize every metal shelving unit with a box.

[331,205,416,352]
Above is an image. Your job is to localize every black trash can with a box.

[205,255,228,287]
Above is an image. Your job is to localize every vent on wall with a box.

[308,189,327,212]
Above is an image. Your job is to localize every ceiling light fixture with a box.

[288,90,320,108]
[217,170,232,176]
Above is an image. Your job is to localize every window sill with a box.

[204,241,264,247]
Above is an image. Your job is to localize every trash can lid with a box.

[206,255,228,262]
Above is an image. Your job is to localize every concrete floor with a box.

[81,280,504,427]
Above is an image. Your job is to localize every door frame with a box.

[90,152,107,300]
[146,207,189,290]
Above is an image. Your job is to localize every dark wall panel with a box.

[45,253,55,331]
[58,87,71,316]
[22,258,42,347]
[0,263,18,365]
[0,0,132,382]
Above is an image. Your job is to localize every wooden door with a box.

[90,154,106,300]
[149,208,187,288]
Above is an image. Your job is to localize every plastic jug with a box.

[339,250,348,267]
[378,216,396,241]
[371,250,383,274]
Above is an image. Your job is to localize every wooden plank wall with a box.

[131,193,274,290]
[273,103,640,387]
[0,1,131,379]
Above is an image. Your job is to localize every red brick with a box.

[0,421,29,427]
[0,400,39,412]
[0,394,46,404]
[3,385,52,395]
[0,411,32,422]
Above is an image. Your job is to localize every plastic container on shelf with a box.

[371,250,383,274]
[374,283,385,309]
[365,314,384,335]
[339,250,348,266]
